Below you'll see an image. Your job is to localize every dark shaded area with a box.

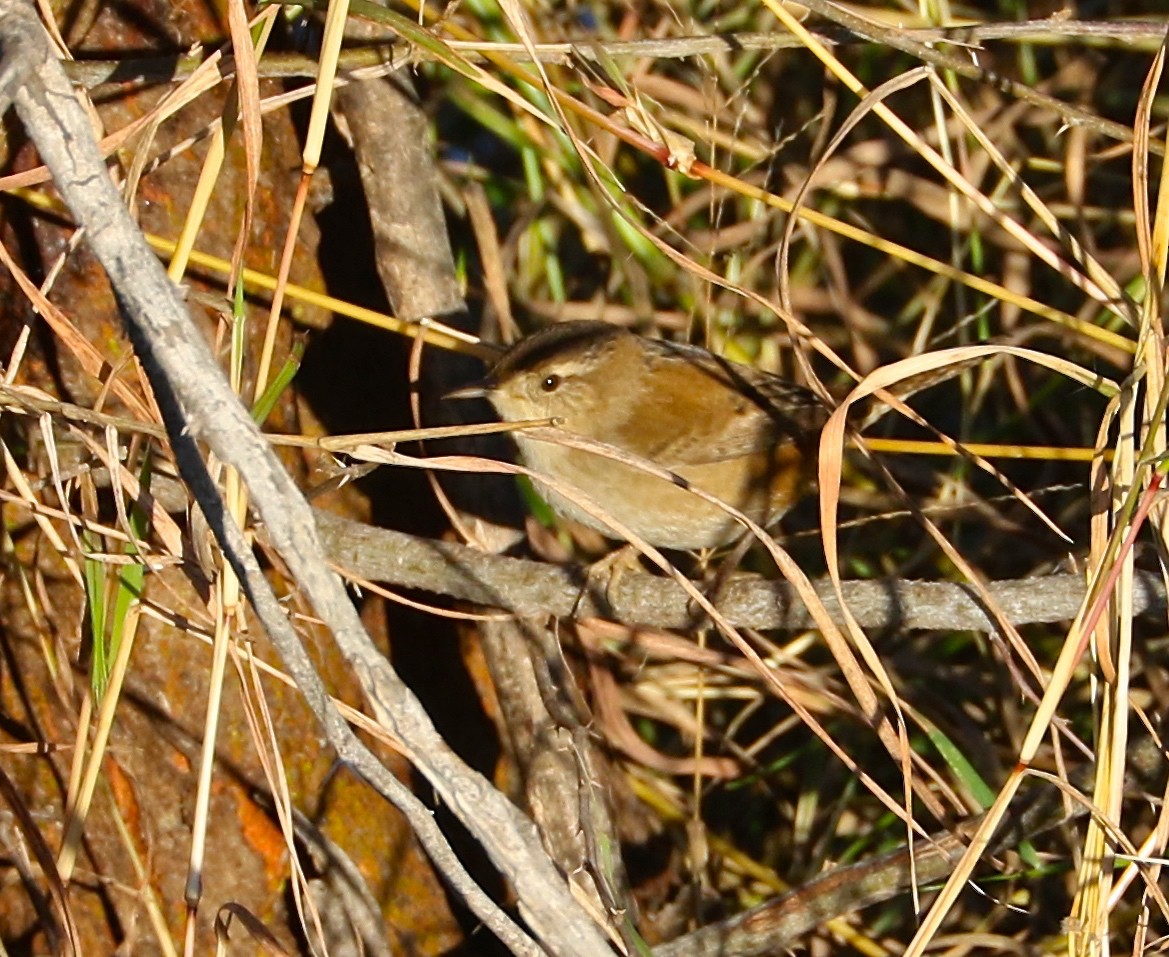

[300,117,512,956]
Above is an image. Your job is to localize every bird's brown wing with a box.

[621,340,829,467]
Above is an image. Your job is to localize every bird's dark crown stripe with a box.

[491,321,624,382]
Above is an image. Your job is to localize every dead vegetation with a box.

[0,2,1166,956]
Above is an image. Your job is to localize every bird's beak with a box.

[443,380,492,400]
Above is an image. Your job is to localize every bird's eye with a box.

[541,374,561,392]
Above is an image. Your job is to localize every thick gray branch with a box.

[316,511,1165,633]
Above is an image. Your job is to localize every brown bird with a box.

[447,320,828,550]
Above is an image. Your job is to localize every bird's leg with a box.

[572,543,645,619]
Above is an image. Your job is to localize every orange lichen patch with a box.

[105,756,144,847]
[169,749,192,776]
[320,766,464,954]
[224,781,287,887]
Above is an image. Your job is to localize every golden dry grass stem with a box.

[1122,46,1169,934]
[1068,40,1169,956]
[230,641,331,953]
[164,0,273,300]
[182,285,259,946]
[55,603,143,882]
[901,41,1169,957]
[156,23,285,928]
[182,529,240,949]
[1079,45,1169,955]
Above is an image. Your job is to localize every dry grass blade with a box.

[1067,37,1169,956]
[253,0,347,399]
[821,336,1134,952]
[56,603,144,882]
[167,7,276,288]
[778,66,933,314]
[765,0,1128,318]
[927,74,1134,325]
[230,644,330,954]
[223,2,271,285]
[0,239,155,422]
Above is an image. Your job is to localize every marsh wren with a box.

[447,320,828,550]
